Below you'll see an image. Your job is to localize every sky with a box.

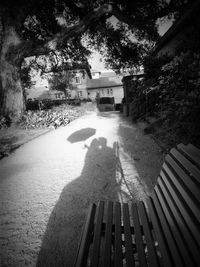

[89,51,109,72]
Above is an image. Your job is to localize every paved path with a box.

[0,111,163,267]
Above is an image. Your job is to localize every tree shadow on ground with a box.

[117,117,163,193]
[37,137,123,267]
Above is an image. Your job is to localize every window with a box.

[107,88,113,95]
[75,76,81,84]
[79,91,83,97]
[56,94,61,99]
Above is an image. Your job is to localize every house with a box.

[91,69,101,79]
[48,68,91,100]
[41,90,65,100]
[27,61,92,101]
[86,70,124,104]
[153,0,200,57]
[70,70,89,99]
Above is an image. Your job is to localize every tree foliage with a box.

[48,70,75,97]
[143,53,173,85]
[20,61,34,91]
[127,30,200,147]
[0,0,193,69]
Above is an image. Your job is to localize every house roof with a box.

[153,0,200,55]
[87,76,123,90]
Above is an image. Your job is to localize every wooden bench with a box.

[74,143,200,267]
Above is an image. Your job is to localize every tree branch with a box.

[62,0,85,18]
[11,1,187,61]
[15,3,114,59]
[111,6,136,27]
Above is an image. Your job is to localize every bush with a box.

[128,40,200,147]
[148,49,200,147]
[26,99,39,110]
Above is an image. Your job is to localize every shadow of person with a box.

[36,137,120,267]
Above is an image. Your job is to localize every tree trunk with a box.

[0,24,25,121]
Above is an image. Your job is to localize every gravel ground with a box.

[0,128,51,160]
[0,111,163,267]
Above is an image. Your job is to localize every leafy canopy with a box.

[1,0,193,73]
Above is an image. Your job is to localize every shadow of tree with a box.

[36,137,120,267]
[117,116,163,193]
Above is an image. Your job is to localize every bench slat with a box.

[103,201,113,267]
[158,175,199,266]
[114,202,122,267]
[123,203,135,267]
[131,203,148,267]
[146,197,173,267]
[162,161,200,225]
[177,143,200,168]
[187,143,200,157]
[151,191,184,267]
[74,143,200,267]
[74,204,96,267]
[90,201,104,267]
[165,154,200,217]
[155,183,195,266]
[160,168,200,247]
[169,148,200,187]
[138,202,159,267]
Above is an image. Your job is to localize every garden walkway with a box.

[0,111,163,266]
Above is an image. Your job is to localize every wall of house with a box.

[91,72,101,79]
[87,86,124,104]
[156,10,200,57]
[157,24,192,57]
[48,91,65,100]
[72,71,89,99]
[87,88,101,101]
[156,36,182,57]
[113,86,124,103]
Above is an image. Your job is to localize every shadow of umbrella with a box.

[67,128,96,143]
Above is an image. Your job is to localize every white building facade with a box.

[87,71,124,104]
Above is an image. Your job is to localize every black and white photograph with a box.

[0,0,200,266]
